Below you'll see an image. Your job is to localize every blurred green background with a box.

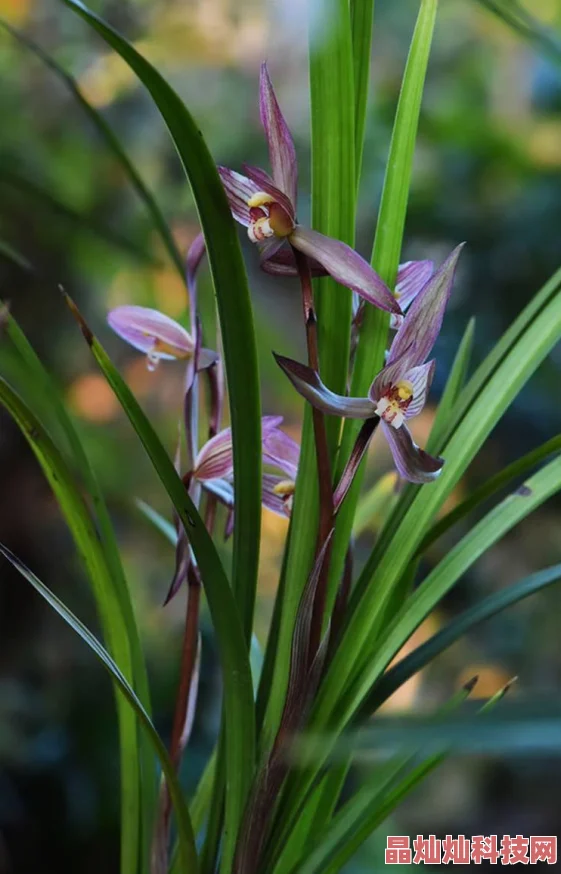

[1,0,561,871]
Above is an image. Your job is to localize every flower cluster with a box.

[107,62,462,596]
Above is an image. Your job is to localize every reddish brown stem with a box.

[291,245,334,661]
[169,565,201,767]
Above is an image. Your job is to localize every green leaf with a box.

[282,449,561,827]
[0,18,185,279]
[335,453,561,733]
[426,317,475,453]
[0,378,146,874]
[262,0,356,745]
[135,497,178,545]
[288,684,473,874]
[327,0,439,618]
[343,266,561,690]
[350,0,375,186]
[0,544,198,874]
[418,433,561,555]
[368,562,561,712]
[60,0,261,648]
[65,302,255,870]
[3,312,155,869]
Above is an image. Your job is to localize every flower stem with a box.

[291,245,334,659]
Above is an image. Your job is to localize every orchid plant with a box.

[2,3,561,874]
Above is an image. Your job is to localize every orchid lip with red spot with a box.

[192,416,300,521]
[274,244,463,484]
[217,64,401,316]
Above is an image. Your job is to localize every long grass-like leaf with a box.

[4,312,156,868]
[262,0,356,745]
[0,18,185,279]
[0,544,198,873]
[0,238,33,271]
[418,433,561,555]
[327,0,439,615]
[61,0,261,654]
[66,299,255,869]
[0,378,146,874]
[368,563,561,712]
[474,0,561,64]
[426,317,475,453]
[350,0,375,186]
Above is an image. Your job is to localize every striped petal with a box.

[107,305,194,361]
[395,260,434,312]
[217,166,261,227]
[388,244,464,367]
[382,422,443,483]
[275,353,376,419]
[193,427,235,481]
[262,474,292,517]
[403,360,436,420]
[259,62,298,206]
[289,226,401,315]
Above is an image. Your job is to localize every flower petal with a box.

[382,422,444,483]
[289,226,401,314]
[395,260,434,312]
[194,427,234,481]
[201,477,235,506]
[107,305,194,359]
[242,163,295,221]
[263,424,300,479]
[403,360,436,419]
[260,246,327,278]
[333,418,379,513]
[198,347,220,371]
[262,474,292,517]
[217,166,261,227]
[258,235,286,264]
[259,62,298,206]
[388,244,464,367]
[274,353,375,418]
[369,348,417,404]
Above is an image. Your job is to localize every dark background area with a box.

[1,0,561,870]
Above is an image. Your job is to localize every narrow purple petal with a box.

[263,425,300,479]
[403,360,436,419]
[217,166,261,227]
[262,474,292,517]
[388,244,464,367]
[382,422,444,483]
[242,163,295,220]
[260,246,327,278]
[194,428,234,481]
[107,305,193,359]
[333,418,379,513]
[395,260,434,312]
[259,62,298,206]
[274,353,375,419]
[289,226,401,315]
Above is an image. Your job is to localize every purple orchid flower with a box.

[107,304,217,372]
[275,245,463,485]
[192,415,299,519]
[217,64,400,316]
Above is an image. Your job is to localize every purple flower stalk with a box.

[217,64,401,316]
[107,304,217,372]
[192,416,299,519]
[275,245,463,484]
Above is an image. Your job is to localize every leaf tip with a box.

[65,293,94,346]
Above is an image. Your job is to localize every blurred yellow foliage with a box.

[528,120,561,168]
[0,0,31,25]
